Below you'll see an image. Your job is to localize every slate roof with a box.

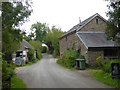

[59,13,107,39]
[20,39,34,50]
[76,32,116,49]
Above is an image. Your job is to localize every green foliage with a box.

[29,40,42,59]
[46,26,64,57]
[102,59,111,73]
[31,22,49,42]
[2,60,15,88]
[2,1,33,59]
[2,1,32,28]
[24,32,35,41]
[77,52,85,59]
[96,58,120,73]
[25,59,39,66]
[2,1,33,88]
[53,50,59,58]
[27,49,36,62]
[91,70,119,88]
[11,75,26,89]
[57,49,78,69]
[30,22,64,57]
[90,58,120,88]
[106,1,120,45]
[36,50,42,60]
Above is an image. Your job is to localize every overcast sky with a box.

[20,0,109,33]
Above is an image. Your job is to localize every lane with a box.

[16,54,112,88]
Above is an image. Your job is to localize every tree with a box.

[29,40,42,59]
[23,32,35,42]
[1,1,33,88]
[46,26,64,57]
[30,22,64,57]
[31,22,49,42]
[2,1,33,59]
[106,1,120,45]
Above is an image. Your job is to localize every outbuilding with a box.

[76,32,120,65]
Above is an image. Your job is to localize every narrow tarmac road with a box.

[16,54,112,88]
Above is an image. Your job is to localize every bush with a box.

[76,52,85,59]
[102,59,111,73]
[57,49,78,69]
[96,58,120,73]
[2,60,15,88]
[57,58,64,66]
[29,40,42,59]
[27,49,36,63]
[36,50,42,60]
[92,58,120,88]
[53,50,59,58]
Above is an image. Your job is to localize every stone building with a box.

[59,13,119,65]
[77,32,119,64]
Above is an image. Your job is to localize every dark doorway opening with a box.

[42,46,47,53]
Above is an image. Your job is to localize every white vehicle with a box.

[15,50,28,65]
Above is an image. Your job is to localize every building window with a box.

[96,19,99,24]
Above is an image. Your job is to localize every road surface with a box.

[16,54,112,88]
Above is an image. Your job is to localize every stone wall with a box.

[87,49,104,64]
[79,16,106,32]
[59,36,68,56]
[59,32,83,56]
[59,16,107,60]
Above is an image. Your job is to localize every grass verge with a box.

[90,70,120,88]
[11,75,26,89]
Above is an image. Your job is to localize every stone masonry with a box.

[59,13,108,65]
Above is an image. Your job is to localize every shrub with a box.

[27,49,36,62]
[57,58,64,66]
[57,49,78,69]
[76,52,85,59]
[2,60,15,88]
[102,59,111,73]
[36,50,42,60]
[96,58,120,73]
[53,50,59,58]
[29,40,42,59]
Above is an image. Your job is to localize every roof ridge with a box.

[69,13,98,31]
[22,39,34,49]
[59,13,106,39]
[76,13,105,31]
[77,31,105,34]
